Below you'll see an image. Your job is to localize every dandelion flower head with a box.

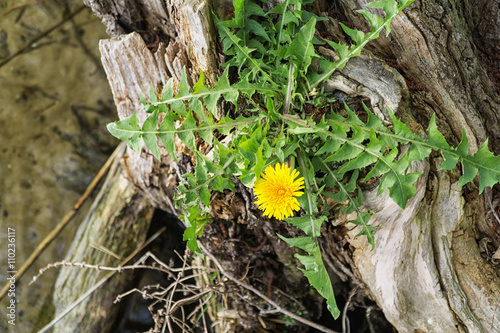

[253,163,304,220]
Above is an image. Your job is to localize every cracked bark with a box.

[330,1,500,332]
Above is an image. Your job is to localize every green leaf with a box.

[107,112,142,153]
[381,171,422,209]
[337,152,378,178]
[177,110,197,152]
[438,150,460,171]
[148,83,158,104]
[192,70,206,94]
[284,17,317,73]
[457,159,477,188]
[286,215,327,237]
[357,9,384,32]
[308,1,414,89]
[214,14,278,89]
[171,68,190,116]
[238,134,260,162]
[160,78,175,103]
[158,122,176,162]
[266,96,279,122]
[456,129,469,157]
[278,235,340,319]
[253,142,266,183]
[142,109,161,161]
[427,115,458,170]
[277,235,317,255]
[182,205,204,256]
[365,0,397,18]
[195,153,211,206]
[364,0,398,35]
[324,40,350,60]
[315,138,342,155]
[324,143,363,163]
[427,115,451,149]
[233,0,244,26]
[245,1,266,17]
[339,22,365,46]
[352,212,377,249]
[273,132,286,163]
[388,109,421,141]
[268,2,286,15]
[407,142,432,165]
[339,130,382,177]
[198,122,214,147]
[398,0,416,10]
[471,140,500,193]
[247,19,271,42]
[270,0,289,45]
[299,254,340,319]
[282,10,300,26]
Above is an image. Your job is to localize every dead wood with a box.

[50,150,155,332]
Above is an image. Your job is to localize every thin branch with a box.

[320,242,348,282]
[4,0,56,15]
[342,286,359,333]
[29,261,178,285]
[198,242,339,333]
[485,187,500,226]
[0,4,87,69]
[36,227,166,333]
[168,289,213,315]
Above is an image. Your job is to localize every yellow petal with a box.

[253,163,305,220]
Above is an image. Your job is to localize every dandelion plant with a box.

[106,0,500,320]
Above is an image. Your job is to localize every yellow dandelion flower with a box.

[253,163,305,220]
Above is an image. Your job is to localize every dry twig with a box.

[36,227,166,333]
[198,242,339,333]
[0,4,87,68]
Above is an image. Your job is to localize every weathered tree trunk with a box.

[325,1,500,332]
[51,143,155,332]
[87,0,219,212]
[83,0,500,332]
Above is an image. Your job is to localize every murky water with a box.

[0,1,117,331]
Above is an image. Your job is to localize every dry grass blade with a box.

[0,142,126,301]
[0,4,87,68]
[36,226,166,333]
[4,0,56,15]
